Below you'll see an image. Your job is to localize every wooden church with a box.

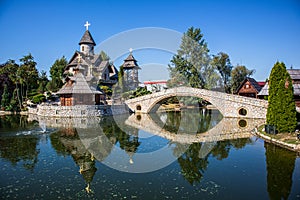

[57,22,118,106]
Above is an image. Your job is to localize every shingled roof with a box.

[79,30,96,45]
[258,69,300,97]
[57,72,102,95]
[258,82,300,96]
[122,53,141,69]
[235,77,262,94]
[287,69,300,80]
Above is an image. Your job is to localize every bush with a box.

[31,94,46,104]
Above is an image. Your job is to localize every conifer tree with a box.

[267,62,297,133]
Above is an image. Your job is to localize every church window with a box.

[82,46,85,51]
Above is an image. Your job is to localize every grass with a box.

[258,124,300,145]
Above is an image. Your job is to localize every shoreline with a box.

[254,128,300,153]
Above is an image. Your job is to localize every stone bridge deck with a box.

[125,87,268,118]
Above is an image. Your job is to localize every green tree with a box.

[19,54,39,99]
[37,70,49,93]
[267,62,297,132]
[118,65,125,92]
[47,56,67,92]
[231,65,255,93]
[1,84,10,110]
[212,52,233,93]
[100,85,112,96]
[100,50,110,61]
[0,60,17,105]
[168,27,217,89]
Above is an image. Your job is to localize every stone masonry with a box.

[125,86,268,119]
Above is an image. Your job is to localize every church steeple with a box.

[122,48,141,90]
[79,21,96,55]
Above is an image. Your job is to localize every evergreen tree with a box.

[99,50,110,61]
[267,62,297,133]
[168,27,218,89]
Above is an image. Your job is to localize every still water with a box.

[0,109,299,199]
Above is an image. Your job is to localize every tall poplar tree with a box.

[267,62,297,133]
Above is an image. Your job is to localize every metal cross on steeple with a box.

[84,21,91,30]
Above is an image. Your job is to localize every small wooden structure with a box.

[57,71,104,106]
[235,77,262,98]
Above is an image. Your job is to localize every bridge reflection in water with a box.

[28,109,264,168]
[124,112,265,144]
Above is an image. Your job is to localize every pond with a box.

[0,110,299,199]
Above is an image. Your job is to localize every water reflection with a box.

[0,113,299,199]
[50,128,97,193]
[264,142,297,200]
[0,115,39,171]
[0,135,39,171]
[177,138,253,185]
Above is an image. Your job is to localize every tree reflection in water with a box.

[0,115,39,171]
[100,116,140,161]
[265,142,296,200]
[157,108,222,134]
[177,138,253,185]
[177,143,209,184]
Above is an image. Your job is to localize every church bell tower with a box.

[79,21,96,56]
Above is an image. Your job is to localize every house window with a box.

[245,84,250,89]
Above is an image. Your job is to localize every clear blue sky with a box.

[0,0,299,81]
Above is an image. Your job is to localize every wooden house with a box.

[235,77,263,98]
[258,69,300,106]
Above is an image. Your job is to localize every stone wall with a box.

[28,104,129,118]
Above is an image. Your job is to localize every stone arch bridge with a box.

[125,86,268,119]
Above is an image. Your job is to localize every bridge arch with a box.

[125,87,268,119]
[146,93,223,115]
